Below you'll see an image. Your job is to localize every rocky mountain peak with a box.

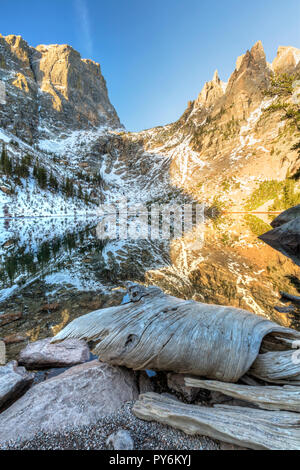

[236,54,245,72]
[249,40,266,63]
[220,41,270,121]
[194,69,226,109]
[32,41,121,134]
[188,41,270,120]
[272,46,300,74]
[0,34,121,143]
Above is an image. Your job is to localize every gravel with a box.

[0,401,220,450]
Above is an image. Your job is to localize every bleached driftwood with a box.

[133,392,300,450]
[280,292,300,306]
[250,350,300,383]
[185,377,300,412]
[53,283,300,383]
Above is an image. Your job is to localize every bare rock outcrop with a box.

[272,46,300,74]
[106,429,134,450]
[0,361,34,409]
[271,204,300,228]
[259,217,300,266]
[0,34,121,143]
[194,70,226,110]
[18,338,90,369]
[0,360,138,446]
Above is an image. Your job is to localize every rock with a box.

[0,186,11,195]
[0,312,22,327]
[272,46,300,75]
[3,334,27,345]
[0,360,138,445]
[194,70,225,109]
[167,373,199,403]
[106,429,134,450]
[2,239,14,248]
[38,303,60,313]
[19,338,90,369]
[259,217,300,267]
[0,361,34,409]
[138,371,155,394]
[271,205,300,228]
[0,34,121,144]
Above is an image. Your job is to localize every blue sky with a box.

[1,0,300,131]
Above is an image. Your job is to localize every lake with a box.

[0,212,299,361]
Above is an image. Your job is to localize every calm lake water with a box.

[0,213,299,361]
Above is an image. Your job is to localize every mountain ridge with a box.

[0,35,299,216]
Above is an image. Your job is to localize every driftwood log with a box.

[185,377,300,412]
[132,392,300,450]
[280,292,300,307]
[53,283,300,383]
[249,349,300,384]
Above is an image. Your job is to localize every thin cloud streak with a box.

[75,0,93,58]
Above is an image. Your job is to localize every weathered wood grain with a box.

[250,349,300,383]
[133,392,300,450]
[53,283,300,382]
[185,377,300,412]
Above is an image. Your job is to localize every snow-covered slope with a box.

[0,126,99,217]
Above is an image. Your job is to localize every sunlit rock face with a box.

[0,34,121,144]
[32,43,121,137]
[194,70,225,110]
[272,46,300,74]
[103,41,300,210]
[1,35,299,212]
[0,33,123,217]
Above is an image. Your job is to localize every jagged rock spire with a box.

[272,46,300,74]
[194,69,225,109]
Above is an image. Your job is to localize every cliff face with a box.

[0,34,122,217]
[104,41,300,210]
[0,34,121,144]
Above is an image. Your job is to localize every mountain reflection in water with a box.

[0,213,299,361]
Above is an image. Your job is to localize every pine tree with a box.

[1,145,6,167]
[0,145,12,175]
[49,172,58,191]
[34,166,47,189]
[77,184,83,200]
[65,177,74,197]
